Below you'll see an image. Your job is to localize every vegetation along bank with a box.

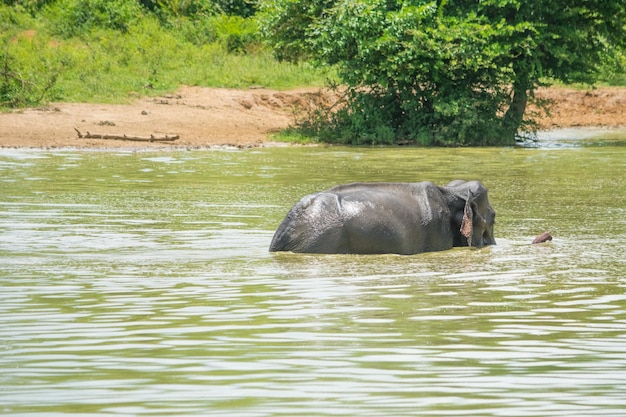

[1,0,625,147]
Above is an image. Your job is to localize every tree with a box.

[257,0,335,61]
[259,0,625,145]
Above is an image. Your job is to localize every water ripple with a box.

[1,147,625,416]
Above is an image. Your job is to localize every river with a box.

[1,129,625,416]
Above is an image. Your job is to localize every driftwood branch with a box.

[74,128,179,142]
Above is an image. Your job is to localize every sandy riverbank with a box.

[0,86,624,149]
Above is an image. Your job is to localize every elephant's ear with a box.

[460,194,474,246]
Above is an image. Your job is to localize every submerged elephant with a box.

[269,180,496,255]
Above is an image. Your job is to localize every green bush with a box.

[143,2,259,51]
[210,14,259,53]
[1,2,33,28]
[153,0,217,17]
[1,0,55,14]
[598,45,626,86]
[47,0,145,37]
[1,32,67,106]
[167,15,218,45]
[257,0,328,62]
[139,0,255,17]
[163,13,260,51]
[217,0,256,17]
[324,89,398,145]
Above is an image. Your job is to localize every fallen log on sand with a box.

[74,128,179,142]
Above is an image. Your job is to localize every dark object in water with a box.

[532,231,553,244]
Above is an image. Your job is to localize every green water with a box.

[1,134,625,416]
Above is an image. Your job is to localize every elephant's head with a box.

[446,180,496,248]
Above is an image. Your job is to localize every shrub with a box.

[1,33,66,107]
[48,0,144,37]
[152,0,217,18]
[210,14,259,53]
[2,0,56,14]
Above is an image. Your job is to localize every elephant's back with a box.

[338,184,452,253]
[328,181,435,196]
[330,182,442,215]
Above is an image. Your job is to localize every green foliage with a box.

[2,0,55,14]
[140,0,255,17]
[295,0,537,145]
[259,0,626,146]
[597,44,626,86]
[208,14,259,53]
[257,0,334,62]
[0,6,63,106]
[0,2,28,28]
[215,0,256,17]
[1,33,67,106]
[48,0,145,37]
[141,1,259,51]
[154,0,217,17]
[0,3,328,108]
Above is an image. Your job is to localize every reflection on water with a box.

[1,135,625,416]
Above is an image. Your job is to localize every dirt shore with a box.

[0,85,624,149]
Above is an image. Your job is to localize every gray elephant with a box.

[269,180,496,255]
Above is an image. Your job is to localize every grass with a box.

[269,128,321,144]
[0,4,331,108]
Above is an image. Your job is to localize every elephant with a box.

[269,180,496,255]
